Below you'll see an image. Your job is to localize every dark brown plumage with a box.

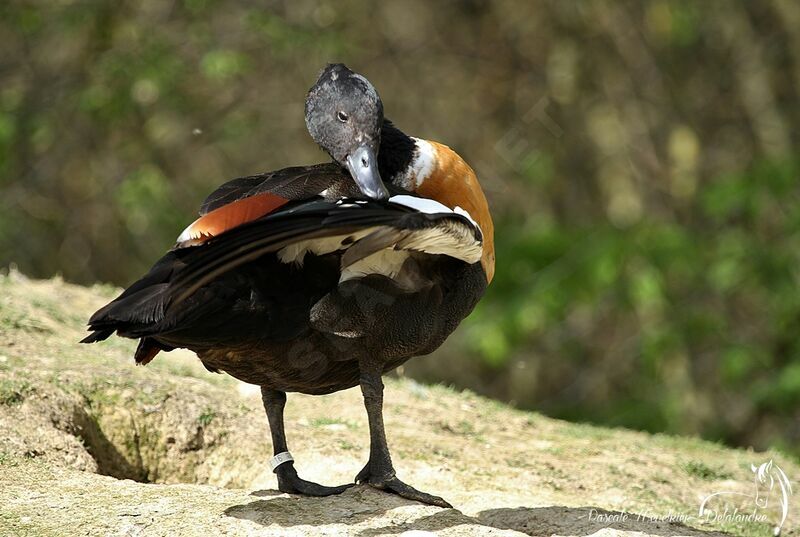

[83,64,493,507]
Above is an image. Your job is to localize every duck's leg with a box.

[260,387,352,496]
[354,362,453,508]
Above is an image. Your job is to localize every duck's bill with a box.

[346,145,389,201]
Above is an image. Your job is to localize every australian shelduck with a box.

[82,64,494,507]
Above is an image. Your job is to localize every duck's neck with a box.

[377,119,495,283]
[378,119,416,184]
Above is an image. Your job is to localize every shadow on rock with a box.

[357,511,489,536]
[224,485,466,530]
[477,506,731,537]
[226,489,734,536]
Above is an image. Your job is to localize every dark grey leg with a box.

[354,363,452,508]
[261,387,352,496]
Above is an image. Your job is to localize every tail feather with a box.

[134,337,171,365]
[80,329,114,344]
[89,284,169,326]
[81,251,185,345]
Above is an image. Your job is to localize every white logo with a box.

[699,459,793,536]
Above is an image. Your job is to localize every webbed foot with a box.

[277,463,353,496]
[355,463,452,508]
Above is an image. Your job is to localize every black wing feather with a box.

[199,164,348,215]
[83,198,478,347]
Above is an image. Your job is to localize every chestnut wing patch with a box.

[179,163,359,247]
[176,192,290,247]
[199,164,346,215]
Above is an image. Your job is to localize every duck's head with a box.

[305,63,388,200]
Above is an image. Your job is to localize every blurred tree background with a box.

[1,1,799,458]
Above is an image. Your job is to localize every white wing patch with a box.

[393,221,482,263]
[276,195,483,283]
[276,228,382,265]
[453,206,479,229]
[340,249,410,283]
[388,194,451,214]
[389,195,481,232]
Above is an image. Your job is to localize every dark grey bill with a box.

[346,144,389,200]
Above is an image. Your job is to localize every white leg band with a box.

[269,451,294,472]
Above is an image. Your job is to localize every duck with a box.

[82,63,494,508]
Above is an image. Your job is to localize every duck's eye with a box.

[337,111,349,122]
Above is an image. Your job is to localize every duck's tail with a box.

[81,251,184,364]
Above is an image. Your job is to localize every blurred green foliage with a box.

[0,1,798,458]
[451,157,800,456]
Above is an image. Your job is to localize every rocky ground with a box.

[0,271,797,536]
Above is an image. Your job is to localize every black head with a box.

[305,63,388,200]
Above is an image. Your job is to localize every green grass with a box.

[198,408,216,426]
[680,460,732,481]
[0,379,32,406]
[338,440,358,451]
[309,417,359,430]
[438,419,477,436]
[0,451,19,466]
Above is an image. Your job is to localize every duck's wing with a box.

[82,196,483,356]
[177,163,358,247]
[198,163,347,215]
[172,196,482,303]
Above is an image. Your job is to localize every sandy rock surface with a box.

[0,272,796,536]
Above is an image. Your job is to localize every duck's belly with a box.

[196,261,487,394]
[197,335,411,394]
